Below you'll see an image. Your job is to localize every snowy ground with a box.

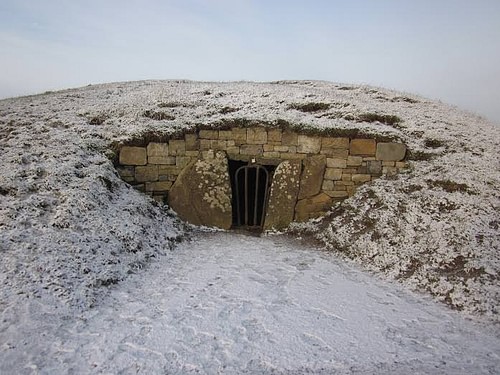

[1,231,498,374]
[0,79,499,375]
[1,80,499,319]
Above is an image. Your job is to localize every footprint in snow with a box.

[300,333,333,352]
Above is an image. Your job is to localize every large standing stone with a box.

[120,146,147,165]
[263,160,301,231]
[298,155,326,200]
[376,142,407,161]
[168,151,232,229]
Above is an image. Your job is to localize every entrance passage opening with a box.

[228,160,275,230]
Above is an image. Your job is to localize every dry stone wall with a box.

[117,126,407,229]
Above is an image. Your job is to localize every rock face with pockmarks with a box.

[264,160,302,231]
[169,151,232,229]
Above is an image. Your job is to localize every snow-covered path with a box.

[1,232,499,374]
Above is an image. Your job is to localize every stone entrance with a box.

[228,160,275,229]
[116,126,408,230]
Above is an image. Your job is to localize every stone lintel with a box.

[247,128,268,144]
[322,137,349,149]
[376,142,407,161]
[350,139,376,156]
[297,135,321,154]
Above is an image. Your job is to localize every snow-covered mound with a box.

[0,80,498,320]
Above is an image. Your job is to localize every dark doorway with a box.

[228,160,275,229]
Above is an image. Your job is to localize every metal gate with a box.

[234,164,270,228]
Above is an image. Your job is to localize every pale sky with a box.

[1,0,499,124]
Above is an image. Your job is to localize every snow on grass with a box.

[0,79,499,322]
[1,232,498,374]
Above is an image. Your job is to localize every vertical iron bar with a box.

[234,165,271,229]
[244,167,249,226]
[253,166,260,226]
[260,169,269,227]
[235,169,241,227]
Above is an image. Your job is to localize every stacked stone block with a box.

[117,127,407,221]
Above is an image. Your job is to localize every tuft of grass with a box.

[157,102,182,108]
[288,102,332,112]
[403,184,424,193]
[157,102,195,109]
[407,150,434,161]
[391,96,419,104]
[426,179,475,194]
[0,186,12,196]
[397,258,422,279]
[112,116,404,160]
[98,176,114,192]
[357,113,402,126]
[437,255,485,280]
[424,138,446,149]
[219,106,239,114]
[143,110,175,121]
[201,117,400,142]
[87,113,108,125]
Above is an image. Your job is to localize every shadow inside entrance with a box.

[228,160,275,231]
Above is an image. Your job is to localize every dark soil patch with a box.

[407,150,435,161]
[219,106,239,114]
[288,102,331,112]
[357,113,402,126]
[424,138,446,149]
[403,184,424,193]
[143,110,176,121]
[426,179,475,194]
[438,255,485,279]
[391,96,419,104]
[88,114,108,125]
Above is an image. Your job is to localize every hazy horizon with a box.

[1,0,499,124]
